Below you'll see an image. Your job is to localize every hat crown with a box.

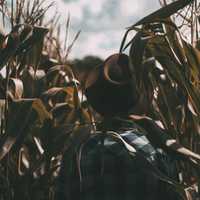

[104,54,131,85]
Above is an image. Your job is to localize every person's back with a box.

[56,54,199,200]
[56,116,183,200]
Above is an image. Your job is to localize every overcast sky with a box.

[47,0,161,59]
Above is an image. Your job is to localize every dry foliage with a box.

[0,0,199,200]
[0,0,89,199]
[120,0,200,198]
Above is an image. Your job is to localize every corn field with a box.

[0,0,200,199]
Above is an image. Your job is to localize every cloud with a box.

[69,30,125,59]
[120,0,141,17]
[61,0,107,19]
[82,0,107,15]
[44,0,161,59]
[44,0,83,22]
[120,0,160,18]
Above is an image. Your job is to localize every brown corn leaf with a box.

[0,28,20,69]
[9,78,24,99]
[16,26,48,55]
[32,99,52,124]
[0,98,51,161]
[132,0,193,27]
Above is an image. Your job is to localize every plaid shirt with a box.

[56,118,181,200]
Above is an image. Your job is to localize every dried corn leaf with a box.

[132,0,193,27]
[0,98,51,160]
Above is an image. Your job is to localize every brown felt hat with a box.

[85,53,138,116]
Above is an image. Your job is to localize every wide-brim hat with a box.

[85,53,138,116]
